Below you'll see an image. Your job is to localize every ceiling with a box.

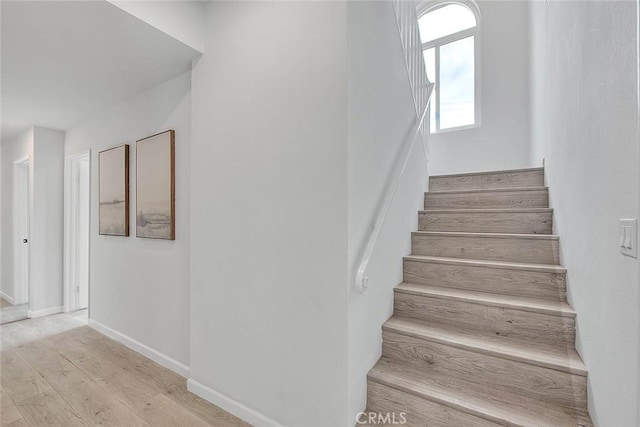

[1,0,201,141]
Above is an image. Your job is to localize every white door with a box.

[13,159,29,305]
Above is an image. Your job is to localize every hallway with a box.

[0,313,245,426]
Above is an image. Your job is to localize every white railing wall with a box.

[354,1,433,293]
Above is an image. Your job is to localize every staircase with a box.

[365,167,592,427]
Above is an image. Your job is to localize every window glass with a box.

[423,48,437,133]
[439,36,474,129]
[418,4,476,43]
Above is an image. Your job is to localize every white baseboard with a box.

[88,319,190,378]
[187,378,283,427]
[28,305,62,318]
[0,290,14,305]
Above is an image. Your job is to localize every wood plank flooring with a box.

[0,312,248,427]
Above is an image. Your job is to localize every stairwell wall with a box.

[189,2,349,425]
[347,1,429,424]
[529,1,639,426]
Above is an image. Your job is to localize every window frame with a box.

[418,0,482,134]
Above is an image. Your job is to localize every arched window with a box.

[418,2,480,133]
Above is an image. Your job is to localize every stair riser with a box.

[403,260,566,301]
[394,292,575,351]
[366,381,500,427]
[382,331,587,412]
[429,169,544,192]
[424,189,548,210]
[412,234,560,264]
[419,211,553,234]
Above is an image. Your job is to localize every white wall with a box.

[0,0,3,301]
[65,72,192,371]
[347,1,428,424]
[1,128,34,301]
[108,1,205,53]
[428,0,531,175]
[637,0,640,421]
[30,127,65,314]
[529,1,639,426]
[189,2,348,425]
[0,143,2,301]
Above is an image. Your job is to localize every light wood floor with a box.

[0,312,248,426]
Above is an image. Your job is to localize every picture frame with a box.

[98,144,129,236]
[136,130,175,240]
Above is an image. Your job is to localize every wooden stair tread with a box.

[419,209,553,234]
[383,316,587,375]
[430,167,544,179]
[429,168,545,192]
[427,186,548,195]
[421,207,553,213]
[368,357,592,427]
[404,254,566,273]
[395,282,576,317]
[412,230,559,240]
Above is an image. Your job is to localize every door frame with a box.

[12,156,31,307]
[63,149,92,313]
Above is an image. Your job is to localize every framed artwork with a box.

[136,130,175,240]
[99,145,129,236]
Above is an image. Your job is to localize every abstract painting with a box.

[99,145,129,236]
[136,130,175,240]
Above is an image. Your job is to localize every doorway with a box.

[64,150,91,312]
[1,157,30,324]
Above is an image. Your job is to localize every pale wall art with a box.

[99,145,129,236]
[136,130,175,240]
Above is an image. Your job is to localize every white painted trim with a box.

[28,305,63,319]
[187,378,283,427]
[417,0,481,21]
[13,155,30,166]
[88,319,190,378]
[0,290,14,305]
[432,122,481,135]
[422,27,476,50]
